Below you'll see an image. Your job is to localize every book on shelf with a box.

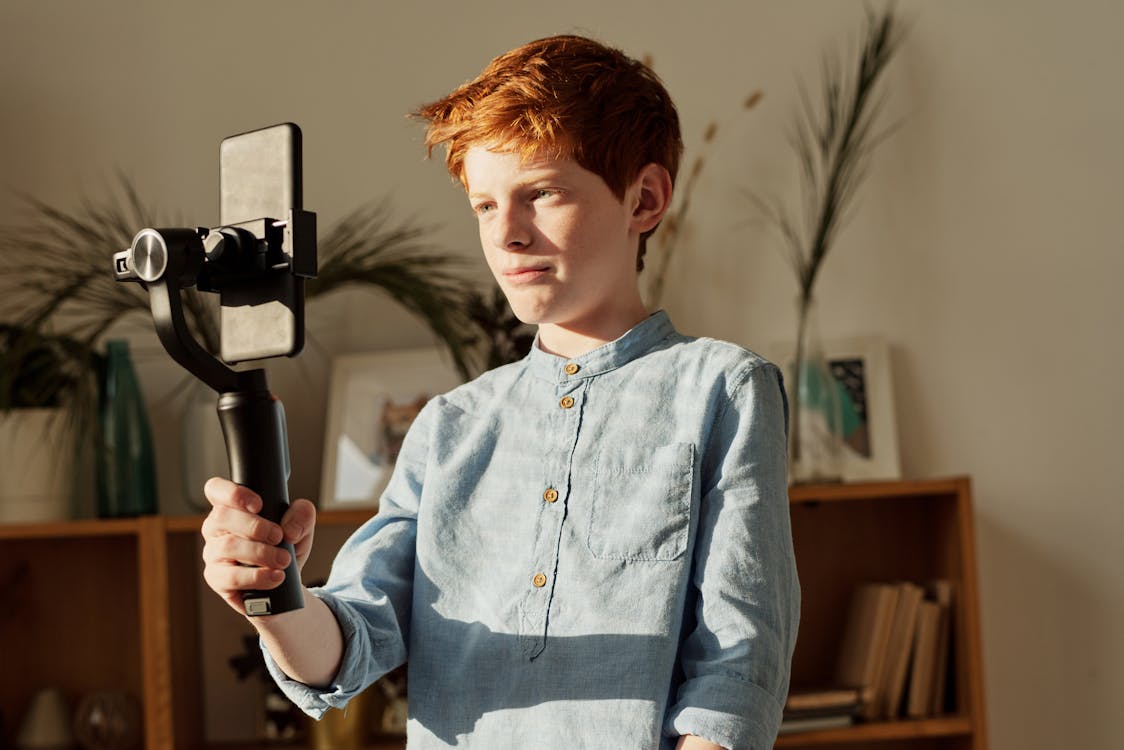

[906,599,942,718]
[878,581,924,719]
[784,686,862,715]
[834,582,900,719]
[783,686,862,728]
[928,579,955,715]
[778,713,855,735]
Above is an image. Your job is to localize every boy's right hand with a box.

[200,476,317,616]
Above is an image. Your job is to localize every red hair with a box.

[413,35,683,267]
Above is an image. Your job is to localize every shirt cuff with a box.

[666,674,784,750]
[260,588,400,719]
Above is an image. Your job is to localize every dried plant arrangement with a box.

[749,5,905,476]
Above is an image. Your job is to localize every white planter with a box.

[181,380,229,512]
[0,408,75,523]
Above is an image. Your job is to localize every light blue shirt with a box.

[266,311,800,749]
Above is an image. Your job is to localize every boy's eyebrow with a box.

[467,170,570,201]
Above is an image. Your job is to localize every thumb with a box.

[282,498,317,568]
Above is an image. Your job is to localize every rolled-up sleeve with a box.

[262,401,435,718]
[666,362,800,749]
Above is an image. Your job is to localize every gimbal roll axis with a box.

[112,124,317,616]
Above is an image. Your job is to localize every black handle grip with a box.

[218,389,305,616]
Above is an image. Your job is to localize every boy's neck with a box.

[535,303,651,360]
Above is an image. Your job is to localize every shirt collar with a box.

[525,310,676,383]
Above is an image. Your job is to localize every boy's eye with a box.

[472,202,496,216]
[533,189,558,200]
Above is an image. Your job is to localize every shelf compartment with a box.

[0,532,143,736]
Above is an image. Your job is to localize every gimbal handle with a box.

[218,388,304,617]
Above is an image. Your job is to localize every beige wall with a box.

[2,1,1121,747]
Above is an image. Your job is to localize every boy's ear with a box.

[629,163,674,235]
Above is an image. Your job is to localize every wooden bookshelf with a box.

[782,476,987,749]
[0,478,985,749]
[0,510,379,748]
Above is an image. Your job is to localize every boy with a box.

[202,34,799,749]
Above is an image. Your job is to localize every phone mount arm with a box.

[114,217,314,617]
[121,228,258,393]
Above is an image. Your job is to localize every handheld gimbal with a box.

[113,123,316,617]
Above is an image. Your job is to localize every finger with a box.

[203,534,291,570]
[281,499,317,544]
[282,499,317,571]
[204,477,263,514]
[201,505,284,546]
[204,561,286,595]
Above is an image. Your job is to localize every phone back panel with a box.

[220,123,302,224]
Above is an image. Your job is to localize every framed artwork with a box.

[770,336,901,482]
[319,348,462,510]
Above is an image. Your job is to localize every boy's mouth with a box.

[503,265,551,284]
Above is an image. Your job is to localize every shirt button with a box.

[559,396,575,409]
[564,362,580,376]
[532,572,548,588]
[543,488,559,503]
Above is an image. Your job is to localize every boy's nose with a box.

[492,206,531,251]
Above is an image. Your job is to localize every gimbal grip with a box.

[217,389,305,616]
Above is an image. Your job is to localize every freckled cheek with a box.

[475,225,498,262]
[481,250,504,280]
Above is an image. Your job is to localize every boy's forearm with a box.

[251,589,344,688]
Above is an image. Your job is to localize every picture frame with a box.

[769,336,901,482]
[319,348,462,510]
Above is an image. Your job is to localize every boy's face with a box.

[463,147,645,336]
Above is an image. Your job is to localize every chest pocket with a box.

[584,442,695,562]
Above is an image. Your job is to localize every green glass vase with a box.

[96,340,157,517]
[789,296,844,484]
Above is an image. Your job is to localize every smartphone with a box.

[218,123,305,363]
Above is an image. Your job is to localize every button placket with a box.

[521,379,584,658]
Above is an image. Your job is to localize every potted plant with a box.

[0,324,100,522]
